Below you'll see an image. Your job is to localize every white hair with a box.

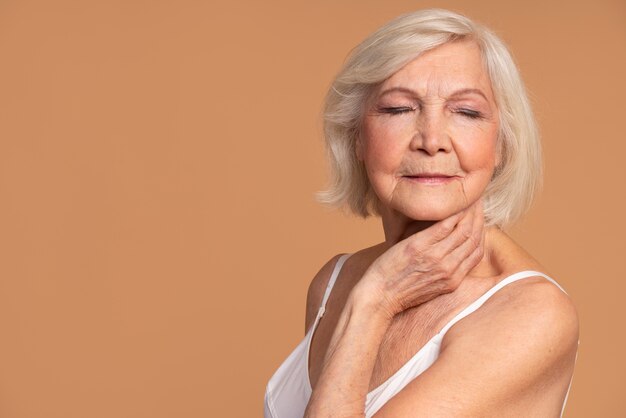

[315,8,542,228]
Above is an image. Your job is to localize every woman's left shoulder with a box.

[486,228,579,336]
[438,272,580,409]
[447,268,580,366]
[496,271,579,342]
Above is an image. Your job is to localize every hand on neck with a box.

[379,207,498,279]
[381,208,438,245]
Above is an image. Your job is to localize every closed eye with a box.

[379,106,415,115]
[455,108,483,119]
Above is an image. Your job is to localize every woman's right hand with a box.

[352,200,486,320]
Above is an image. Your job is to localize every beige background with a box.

[0,0,624,417]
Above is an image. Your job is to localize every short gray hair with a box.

[315,8,542,228]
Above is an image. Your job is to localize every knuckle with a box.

[434,281,452,295]
[428,269,446,286]
[449,272,464,289]
[402,245,416,261]
[459,224,472,240]
[441,258,454,275]
[467,234,480,249]
[429,250,444,266]
[404,239,421,255]
[444,277,459,292]
[471,235,484,252]
[426,254,446,273]
[439,220,455,236]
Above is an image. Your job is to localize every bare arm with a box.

[303,290,391,418]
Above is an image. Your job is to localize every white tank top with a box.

[264,253,578,417]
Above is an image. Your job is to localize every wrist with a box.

[348,281,396,324]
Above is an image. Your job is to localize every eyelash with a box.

[455,108,483,119]
[379,106,415,115]
[379,106,483,119]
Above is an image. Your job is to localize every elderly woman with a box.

[264,9,579,418]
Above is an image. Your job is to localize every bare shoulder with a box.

[476,228,579,343]
[304,253,346,335]
[487,229,578,347]
[446,229,580,366]
[372,231,580,416]
[445,273,580,355]
[373,275,580,417]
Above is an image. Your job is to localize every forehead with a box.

[378,40,494,100]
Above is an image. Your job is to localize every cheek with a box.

[453,128,498,191]
[359,121,408,199]
[452,121,498,167]
[460,144,497,171]
[360,119,408,171]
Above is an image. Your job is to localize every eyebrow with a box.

[378,86,490,102]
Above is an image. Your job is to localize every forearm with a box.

[303,291,392,418]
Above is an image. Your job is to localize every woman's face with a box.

[358,40,500,221]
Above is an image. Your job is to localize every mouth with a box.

[402,173,461,184]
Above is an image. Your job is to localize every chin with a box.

[392,201,466,221]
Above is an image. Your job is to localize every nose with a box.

[409,110,452,155]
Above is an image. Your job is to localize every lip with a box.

[402,173,461,184]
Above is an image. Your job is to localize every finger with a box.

[438,201,484,275]
[449,202,485,277]
[452,218,486,282]
[426,199,479,257]
[417,204,472,245]
[474,198,484,221]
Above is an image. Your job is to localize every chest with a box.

[307,286,471,393]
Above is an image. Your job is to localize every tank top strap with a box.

[318,253,352,316]
[437,270,568,337]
